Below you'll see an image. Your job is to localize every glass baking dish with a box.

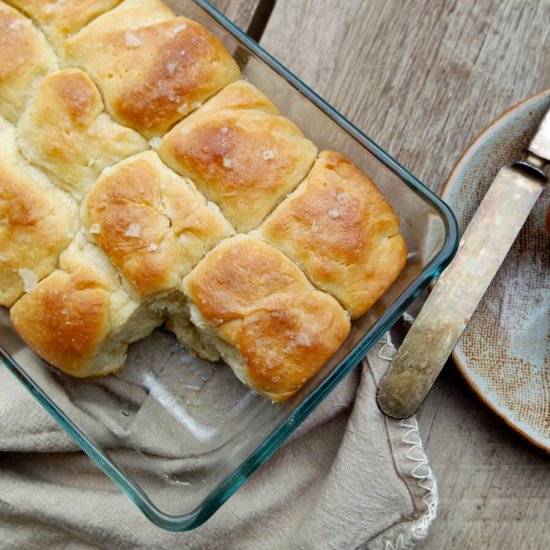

[0,0,458,531]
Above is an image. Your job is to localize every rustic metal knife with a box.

[377,107,550,419]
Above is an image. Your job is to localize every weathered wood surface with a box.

[254,0,550,548]
[209,0,261,32]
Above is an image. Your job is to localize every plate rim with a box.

[440,88,550,454]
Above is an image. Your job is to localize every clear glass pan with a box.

[0,0,458,531]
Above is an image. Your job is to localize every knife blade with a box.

[377,108,550,419]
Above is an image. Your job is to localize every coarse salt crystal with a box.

[311,221,319,232]
[271,376,280,383]
[124,223,141,237]
[9,20,22,31]
[296,333,312,347]
[149,137,161,148]
[191,101,202,110]
[283,343,294,354]
[170,22,187,35]
[0,252,8,261]
[220,127,228,135]
[166,62,177,76]
[262,149,274,161]
[125,31,141,48]
[147,243,159,251]
[89,223,101,234]
[328,208,341,219]
[177,102,188,114]
[337,191,351,204]
[18,268,37,292]
[222,157,232,169]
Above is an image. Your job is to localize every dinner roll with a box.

[4,0,120,56]
[10,233,163,377]
[0,2,58,122]
[255,151,408,318]
[82,151,234,298]
[183,236,351,401]
[157,80,318,232]
[0,116,78,307]
[17,69,148,200]
[64,0,241,137]
[1,0,409,396]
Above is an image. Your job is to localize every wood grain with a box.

[257,0,550,548]
[209,0,262,31]
[260,0,550,193]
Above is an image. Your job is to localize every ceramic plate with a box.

[441,90,550,452]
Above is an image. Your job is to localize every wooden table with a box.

[212,1,550,547]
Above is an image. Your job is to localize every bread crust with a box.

[257,151,408,318]
[83,151,234,297]
[17,68,147,199]
[0,116,78,307]
[183,236,351,401]
[158,80,317,231]
[10,233,163,377]
[5,0,121,55]
[0,2,58,122]
[10,267,112,375]
[65,0,241,137]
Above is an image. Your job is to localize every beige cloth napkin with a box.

[0,334,437,549]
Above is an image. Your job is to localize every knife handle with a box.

[377,164,545,419]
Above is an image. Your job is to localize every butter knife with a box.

[377,107,550,419]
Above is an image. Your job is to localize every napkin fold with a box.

[0,334,438,549]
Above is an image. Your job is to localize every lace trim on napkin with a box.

[370,332,439,550]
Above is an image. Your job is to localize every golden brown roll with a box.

[82,151,234,298]
[0,116,78,307]
[64,0,241,137]
[10,233,163,377]
[17,69,148,200]
[0,2,58,122]
[255,151,408,318]
[1,0,409,395]
[183,236,351,401]
[157,80,318,232]
[4,0,120,56]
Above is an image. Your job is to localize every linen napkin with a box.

[0,333,438,549]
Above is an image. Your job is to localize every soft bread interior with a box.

[187,300,247,378]
[85,302,162,377]
[150,294,221,362]
[62,235,164,376]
